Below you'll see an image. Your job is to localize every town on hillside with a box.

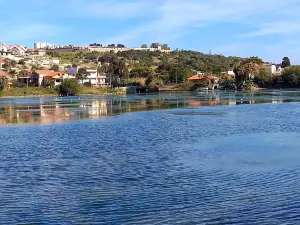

[0,41,296,93]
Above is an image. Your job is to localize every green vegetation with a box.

[1,86,119,97]
[0,77,9,91]
[3,87,57,97]
[53,50,239,87]
[50,64,60,71]
[80,86,117,95]
[282,66,300,87]
[57,79,82,96]
[76,68,89,84]
[18,59,26,65]
[3,47,298,93]
[282,57,291,68]
[254,69,274,87]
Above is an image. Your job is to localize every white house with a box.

[263,63,277,74]
[66,67,107,87]
[9,45,26,55]
[34,42,56,49]
[221,70,235,77]
[0,42,26,56]
[276,66,284,74]
[84,69,107,87]
[0,42,9,56]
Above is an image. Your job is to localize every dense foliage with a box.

[53,50,240,86]
[282,66,300,86]
[57,79,82,96]
[45,49,299,90]
[0,77,9,91]
[50,64,60,71]
[282,57,291,68]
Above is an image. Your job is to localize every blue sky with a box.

[1,0,300,63]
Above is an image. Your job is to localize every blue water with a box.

[1,91,300,224]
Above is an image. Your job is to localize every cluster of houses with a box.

[0,42,27,56]
[0,61,107,88]
[188,63,285,89]
[22,68,107,87]
[33,42,173,54]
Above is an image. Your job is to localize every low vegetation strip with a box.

[1,87,118,97]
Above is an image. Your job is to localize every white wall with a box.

[88,47,173,53]
[34,42,49,49]
[271,65,276,74]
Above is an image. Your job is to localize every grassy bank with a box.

[2,87,58,97]
[80,87,119,95]
[1,87,121,98]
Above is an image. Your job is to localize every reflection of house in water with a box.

[80,100,109,118]
[272,100,283,104]
[39,103,74,124]
[0,106,15,124]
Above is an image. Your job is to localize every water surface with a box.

[1,90,300,224]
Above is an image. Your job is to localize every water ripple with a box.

[1,93,300,223]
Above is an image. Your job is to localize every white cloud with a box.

[102,0,299,46]
[64,0,154,19]
[240,20,300,37]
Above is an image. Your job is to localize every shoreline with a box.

[0,93,123,99]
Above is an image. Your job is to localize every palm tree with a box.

[234,61,260,89]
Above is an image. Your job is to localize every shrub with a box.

[57,79,82,96]
[83,82,92,87]
[0,77,9,91]
[18,59,26,65]
[282,66,300,86]
[11,80,27,88]
[51,64,60,71]
[220,78,236,90]
[254,69,274,87]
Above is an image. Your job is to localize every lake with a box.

[1,90,300,224]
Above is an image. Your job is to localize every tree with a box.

[151,43,160,48]
[76,68,89,84]
[2,59,12,71]
[141,44,147,48]
[162,44,169,50]
[57,79,82,96]
[282,57,291,68]
[0,76,8,91]
[254,69,274,87]
[8,70,17,79]
[233,60,260,89]
[249,56,264,64]
[282,66,300,86]
[10,60,17,68]
[51,64,60,71]
[117,44,125,48]
[18,59,26,65]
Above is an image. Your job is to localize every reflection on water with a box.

[2,90,300,224]
[1,90,300,125]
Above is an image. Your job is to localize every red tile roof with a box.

[34,70,64,77]
[0,71,8,76]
